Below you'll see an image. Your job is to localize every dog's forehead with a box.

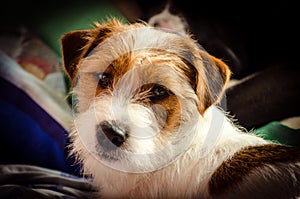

[79,26,198,73]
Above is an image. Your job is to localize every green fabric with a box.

[19,0,127,104]
[24,0,127,57]
[253,121,300,147]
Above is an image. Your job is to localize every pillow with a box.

[0,50,79,175]
[0,76,79,174]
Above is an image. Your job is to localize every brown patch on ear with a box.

[61,30,91,81]
[196,51,231,114]
[209,55,231,86]
[60,18,125,86]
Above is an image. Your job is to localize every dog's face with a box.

[61,18,230,174]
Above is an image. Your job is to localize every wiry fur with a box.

[61,18,300,199]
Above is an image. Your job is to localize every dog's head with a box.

[61,18,231,173]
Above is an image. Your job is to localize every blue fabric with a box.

[0,76,78,174]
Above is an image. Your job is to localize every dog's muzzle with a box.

[97,120,128,151]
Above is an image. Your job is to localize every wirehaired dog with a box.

[60,18,300,199]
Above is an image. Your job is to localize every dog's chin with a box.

[94,148,151,173]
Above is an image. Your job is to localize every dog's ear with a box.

[195,50,231,114]
[60,22,116,83]
[61,30,91,81]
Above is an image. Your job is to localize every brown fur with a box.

[61,18,231,116]
[60,18,300,199]
[209,144,300,196]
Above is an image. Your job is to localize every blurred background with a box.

[0,1,299,197]
[0,0,299,183]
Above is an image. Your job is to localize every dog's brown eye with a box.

[149,85,170,102]
[97,72,112,89]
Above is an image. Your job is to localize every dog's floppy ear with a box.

[60,30,91,81]
[195,50,231,114]
[60,22,117,83]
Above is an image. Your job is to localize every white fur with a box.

[68,25,272,198]
[71,78,269,198]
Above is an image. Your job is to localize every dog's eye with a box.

[149,85,170,102]
[96,72,113,89]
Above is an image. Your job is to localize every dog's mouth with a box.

[90,114,199,173]
[97,150,119,161]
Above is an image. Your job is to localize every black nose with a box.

[97,120,127,147]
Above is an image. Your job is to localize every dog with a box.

[60,18,300,199]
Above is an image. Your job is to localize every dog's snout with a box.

[98,121,128,147]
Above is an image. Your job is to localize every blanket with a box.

[0,164,95,199]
